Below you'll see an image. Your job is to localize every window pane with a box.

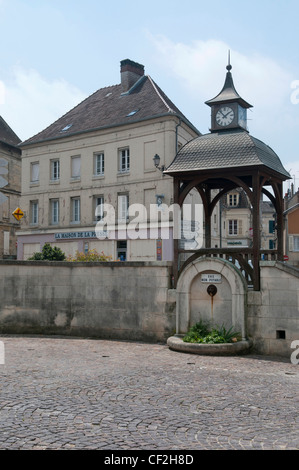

[72,198,80,222]
[95,153,104,175]
[51,160,60,180]
[229,219,238,235]
[95,196,104,220]
[294,237,299,251]
[52,200,59,224]
[31,163,39,182]
[119,149,129,172]
[31,202,38,224]
[118,195,128,221]
[72,156,81,178]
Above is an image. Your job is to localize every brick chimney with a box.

[120,59,145,93]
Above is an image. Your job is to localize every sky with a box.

[1,0,299,192]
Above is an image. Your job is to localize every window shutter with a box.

[238,220,242,235]
[289,235,294,252]
[72,156,81,178]
[269,220,275,234]
[31,163,39,182]
[118,195,128,221]
[294,236,299,252]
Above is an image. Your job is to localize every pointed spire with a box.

[205,54,252,109]
[227,50,232,71]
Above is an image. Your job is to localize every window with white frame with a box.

[290,235,299,252]
[30,201,39,225]
[94,196,104,221]
[228,219,238,235]
[30,162,39,183]
[94,153,104,176]
[50,159,60,181]
[71,197,80,223]
[71,155,81,179]
[119,148,130,173]
[228,193,239,207]
[50,199,59,225]
[118,194,129,222]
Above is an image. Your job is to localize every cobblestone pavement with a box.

[0,335,298,451]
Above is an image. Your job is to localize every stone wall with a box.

[0,260,176,342]
[1,259,299,357]
[247,261,299,356]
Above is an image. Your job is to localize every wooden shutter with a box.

[238,220,243,235]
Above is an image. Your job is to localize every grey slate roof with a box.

[205,68,252,109]
[21,76,199,146]
[0,116,21,148]
[164,129,290,179]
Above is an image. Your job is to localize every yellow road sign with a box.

[12,207,24,221]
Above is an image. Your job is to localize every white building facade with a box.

[18,60,200,261]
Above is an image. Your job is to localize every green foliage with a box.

[29,243,66,261]
[183,320,241,344]
[67,249,112,262]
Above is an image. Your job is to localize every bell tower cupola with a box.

[205,52,253,132]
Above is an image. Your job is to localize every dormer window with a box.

[228,192,239,207]
[61,124,72,132]
[126,109,139,117]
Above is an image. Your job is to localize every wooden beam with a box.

[173,177,180,287]
[252,172,261,290]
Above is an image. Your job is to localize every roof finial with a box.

[227,50,232,71]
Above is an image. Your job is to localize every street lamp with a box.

[153,154,165,173]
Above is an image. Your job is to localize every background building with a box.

[0,116,21,259]
[18,59,200,260]
[284,187,299,266]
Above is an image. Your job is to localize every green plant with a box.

[183,320,241,344]
[182,320,210,343]
[29,243,66,261]
[67,249,112,262]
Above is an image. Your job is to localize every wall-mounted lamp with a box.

[153,154,165,173]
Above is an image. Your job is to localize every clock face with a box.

[216,106,235,126]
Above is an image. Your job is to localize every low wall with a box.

[0,260,176,343]
[1,259,299,357]
[248,261,299,356]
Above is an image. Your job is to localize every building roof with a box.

[21,73,200,147]
[164,129,291,180]
[261,200,275,213]
[205,64,252,109]
[0,116,21,148]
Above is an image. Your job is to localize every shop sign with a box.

[54,231,107,240]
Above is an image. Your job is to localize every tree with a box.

[29,243,66,261]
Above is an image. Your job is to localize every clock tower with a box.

[205,56,252,132]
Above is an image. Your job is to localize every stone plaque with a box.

[201,273,222,283]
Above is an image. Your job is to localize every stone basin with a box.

[167,335,253,356]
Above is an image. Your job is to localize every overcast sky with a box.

[1,0,299,191]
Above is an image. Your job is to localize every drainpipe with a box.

[175,117,182,154]
[219,197,222,248]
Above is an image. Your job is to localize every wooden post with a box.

[173,177,180,287]
[205,188,212,248]
[276,182,284,261]
[252,172,261,290]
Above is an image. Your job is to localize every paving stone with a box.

[0,336,298,450]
